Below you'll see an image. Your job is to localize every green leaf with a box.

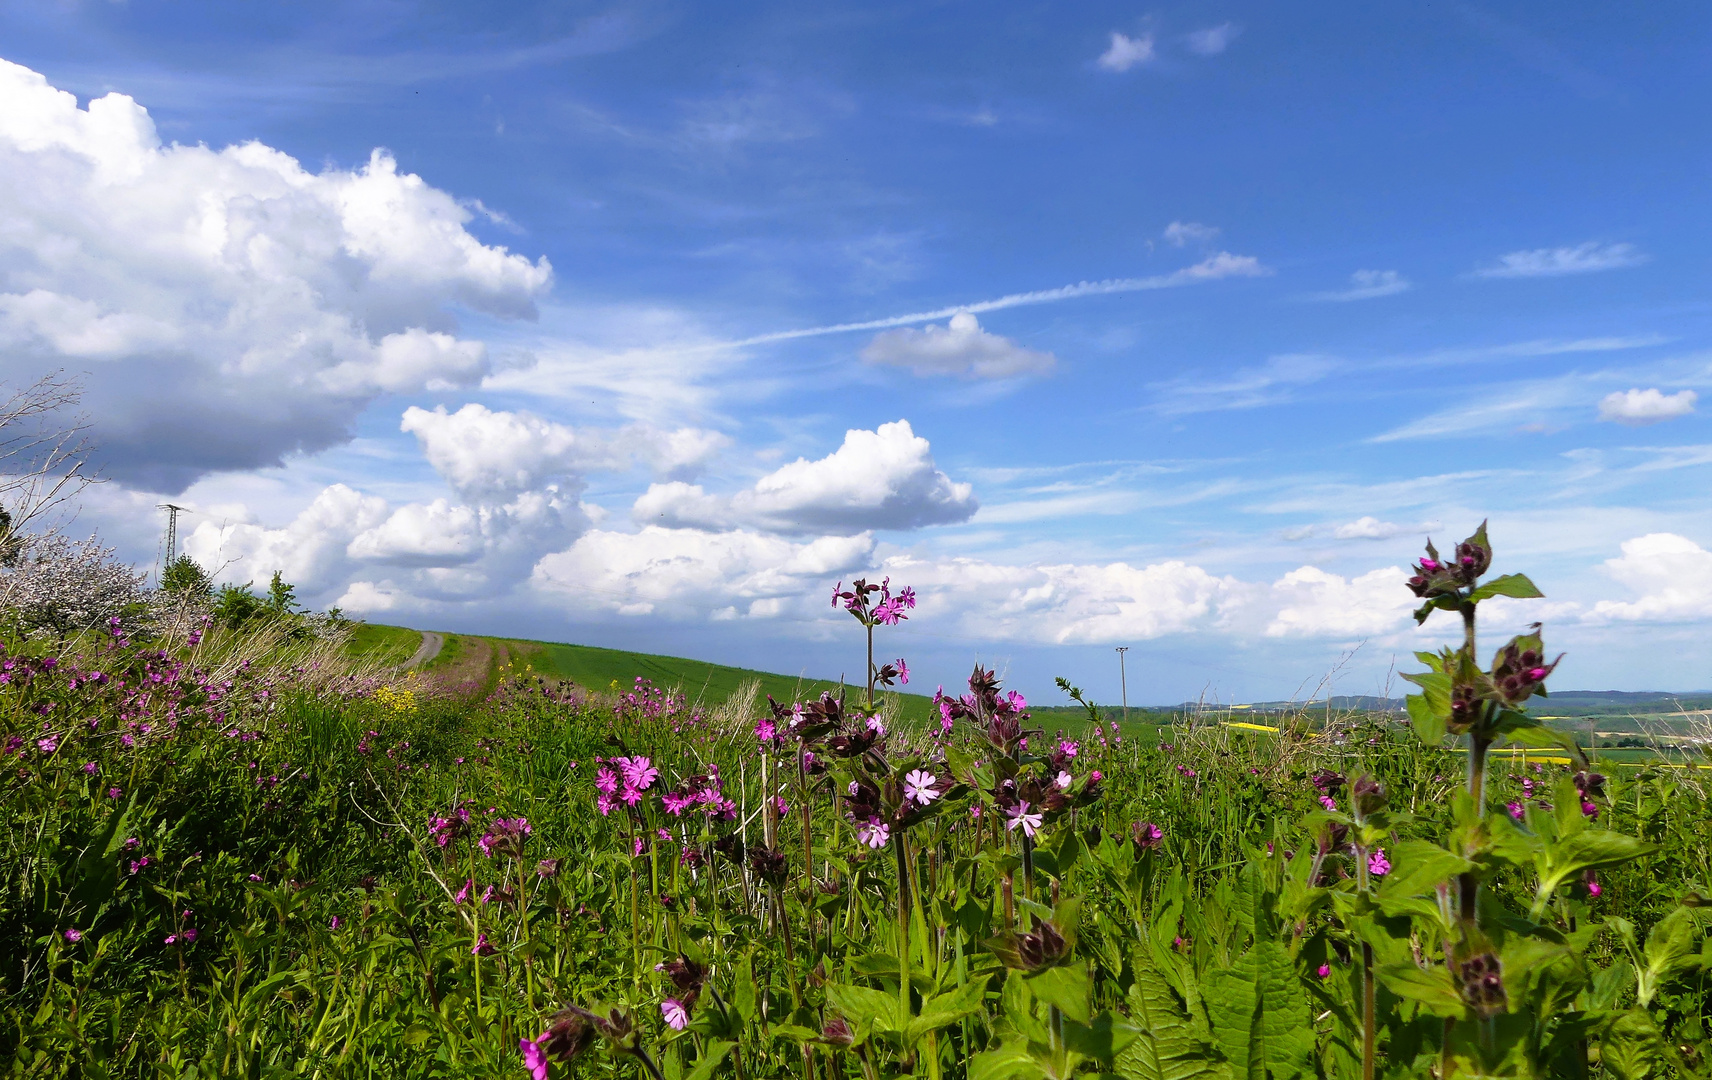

[1466,573,1544,602]
[1406,694,1447,747]
[1375,965,1466,1019]
[1063,1011,1142,1065]
[1025,963,1093,1025]
[1115,952,1229,1080]
[969,1039,1052,1080]
[907,977,988,1042]
[825,983,901,1034]
[1205,941,1313,1080]
[732,955,757,1024]
[1377,841,1471,908]
[1534,832,1657,914]
[684,1040,734,1080]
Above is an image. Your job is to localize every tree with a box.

[213,582,264,628]
[265,570,298,615]
[160,554,213,598]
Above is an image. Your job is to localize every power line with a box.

[157,504,189,582]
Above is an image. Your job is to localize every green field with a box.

[357,622,944,721]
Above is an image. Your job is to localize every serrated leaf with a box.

[1467,573,1544,602]
[1205,941,1313,1080]
[1116,951,1230,1080]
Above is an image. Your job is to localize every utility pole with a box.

[1115,646,1130,724]
[157,503,189,580]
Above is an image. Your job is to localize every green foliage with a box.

[1,525,1707,1077]
[159,553,212,597]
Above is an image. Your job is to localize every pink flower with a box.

[594,766,618,795]
[755,717,776,743]
[1055,771,1073,790]
[1581,800,1599,819]
[894,658,909,685]
[1090,770,1103,782]
[472,933,495,957]
[453,879,472,905]
[621,757,659,791]
[1367,850,1391,878]
[1507,801,1525,821]
[164,934,177,945]
[521,1036,550,1080]
[772,795,790,816]
[866,716,886,736]
[1586,872,1602,898]
[903,769,939,806]
[82,761,98,775]
[897,586,916,609]
[661,999,689,1030]
[1058,740,1079,758]
[1316,964,1331,979]
[633,836,645,857]
[36,736,57,755]
[1006,802,1043,838]
[857,819,890,848]
[969,803,983,819]
[1319,795,1337,811]
[63,928,81,942]
[107,787,122,799]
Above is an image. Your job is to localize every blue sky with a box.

[3,2,1711,705]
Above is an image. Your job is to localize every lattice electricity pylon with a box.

[157,503,190,577]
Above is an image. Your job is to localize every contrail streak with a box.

[716,252,1268,349]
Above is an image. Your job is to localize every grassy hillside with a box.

[357,623,943,721]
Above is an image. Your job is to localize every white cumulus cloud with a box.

[860,312,1056,379]
[1098,32,1155,72]
[633,420,977,535]
[1264,566,1414,638]
[0,58,551,491]
[1587,533,1712,623]
[401,403,729,501]
[1597,388,1697,426]
[1475,241,1647,279]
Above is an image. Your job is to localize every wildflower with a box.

[1367,849,1391,878]
[1586,872,1603,898]
[1319,795,1338,811]
[620,757,659,791]
[632,836,645,857]
[1055,770,1073,790]
[522,1010,597,1078]
[453,880,472,905]
[1007,801,1044,838]
[903,769,940,806]
[1316,964,1331,979]
[895,658,910,685]
[164,934,178,945]
[661,999,689,1030]
[866,716,886,736]
[1090,770,1103,782]
[1507,801,1525,821]
[1581,800,1599,820]
[594,766,618,795]
[536,858,562,878]
[36,736,57,755]
[1132,821,1164,850]
[857,818,890,848]
[107,787,122,799]
[82,761,98,775]
[249,874,262,882]
[128,857,149,875]
[822,1016,856,1048]
[596,792,616,816]
[1454,952,1507,1019]
[754,717,777,743]
[969,803,983,819]
[63,928,82,943]
[1058,740,1079,758]
[472,933,495,957]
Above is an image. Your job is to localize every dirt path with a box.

[400,631,444,670]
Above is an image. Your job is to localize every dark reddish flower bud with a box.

[1572,770,1606,799]
[821,1015,856,1048]
[990,919,1071,972]
[535,1008,597,1061]
[711,832,744,864]
[1310,770,1346,796]
[1490,627,1561,707]
[1317,821,1348,855]
[536,858,562,878]
[1132,821,1165,850]
[1453,953,1507,1019]
[748,845,787,884]
[1351,775,1387,818]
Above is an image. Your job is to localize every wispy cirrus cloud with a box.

[1474,241,1647,279]
[1308,269,1411,302]
[1150,354,1337,416]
